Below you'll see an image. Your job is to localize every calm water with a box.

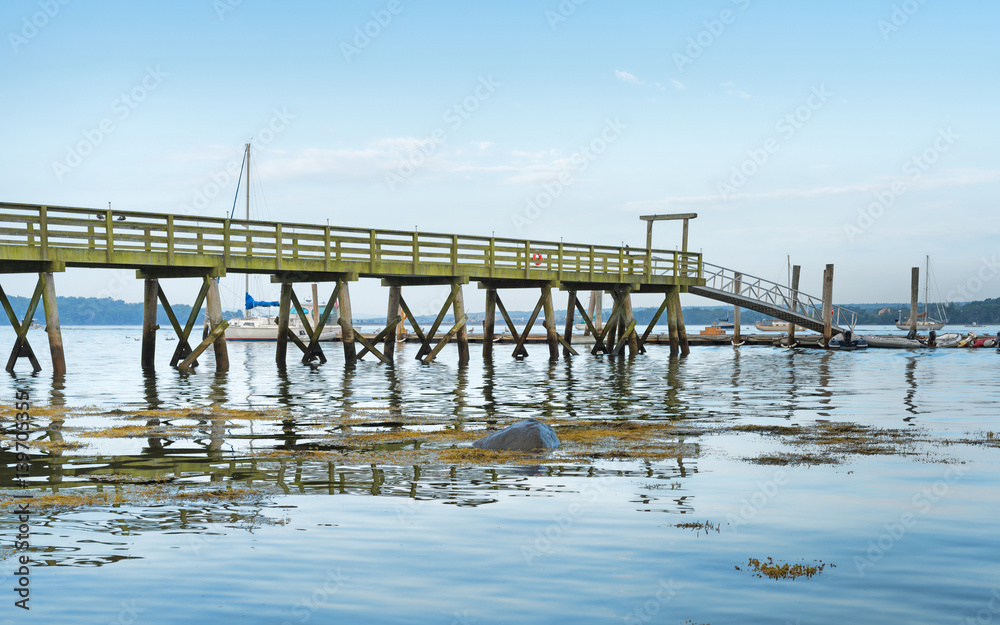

[2,325,1000,624]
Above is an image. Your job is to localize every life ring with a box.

[531,253,543,266]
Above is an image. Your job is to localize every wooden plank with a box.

[511,292,545,359]
[353,329,391,364]
[421,314,468,364]
[398,296,426,344]
[1,281,42,372]
[495,292,528,358]
[556,333,579,356]
[612,319,637,355]
[562,290,576,357]
[357,316,401,362]
[637,295,670,353]
[591,295,624,355]
[573,296,604,351]
[178,320,229,370]
[415,284,459,359]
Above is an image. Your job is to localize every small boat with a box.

[755,319,807,332]
[895,317,947,332]
[965,333,1000,348]
[864,335,925,349]
[829,331,867,350]
[931,332,961,348]
[965,322,984,328]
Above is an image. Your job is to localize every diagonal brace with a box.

[1,279,44,372]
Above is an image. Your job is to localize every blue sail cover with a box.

[245,293,280,310]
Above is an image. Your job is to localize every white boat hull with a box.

[895,321,946,331]
[864,335,925,349]
[224,316,339,341]
[755,320,808,332]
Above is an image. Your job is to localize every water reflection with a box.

[816,350,833,416]
[903,355,919,420]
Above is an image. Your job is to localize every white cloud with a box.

[615,69,639,84]
[615,69,664,91]
[720,81,751,99]
[670,79,686,91]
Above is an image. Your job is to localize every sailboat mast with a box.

[244,143,250,309]
[924,254,929,316]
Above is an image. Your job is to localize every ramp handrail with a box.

[680,261,857,331]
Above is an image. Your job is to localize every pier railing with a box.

[688,262,858,331]
[0,203,703,286]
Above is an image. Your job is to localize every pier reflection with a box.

[903,355,919,420]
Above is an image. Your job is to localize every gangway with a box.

[659,260,857,335]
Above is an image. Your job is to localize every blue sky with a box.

[2,0,998,314]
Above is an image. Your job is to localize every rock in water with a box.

[472,418,560,451]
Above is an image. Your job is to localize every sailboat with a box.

[223,143,339,341]
[711,306,735,330]
[895,255,947,331]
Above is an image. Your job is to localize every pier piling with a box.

[788,265,801,346]
[483,287,496,360]
[675,291,690,355]
[666,289,680,355]
[141,278,158,369]
[733,273,742,347]
[41,272,66,375]
[205,277,229,372]
[822,264,834,347]
[542,285,559,361]
[562,290,576,357]
[385,286,401,361]
[338,280,357,365]
[452,283,470,366]
[276,282,292,368]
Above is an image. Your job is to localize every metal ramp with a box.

[665,261,858,334]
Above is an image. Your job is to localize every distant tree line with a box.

[5,295,999,327]
[2,295,243,326]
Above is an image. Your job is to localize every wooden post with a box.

[585,291,597,336]
[312,283,320,327]
[41,272,66,376]
[141,278,158,369]
[674,290,690,355]
[910,266,920,335]
[666,288,679,355]
[563,290,576,356]
[206,277,229,372]
[452,283,470,366]
[385,286,401,362]
[605,295,618,353]
[622,289,638,356]
[682,219,690,253]
[788,265,801,346]
[822,264,834,347]
[483,287,496,360]
[276,282,292,367]
[594,290,604,333]
[541,285,559,361]
[339,280,356,364]
[733,273,742,346]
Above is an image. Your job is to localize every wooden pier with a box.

[0,203,707,372]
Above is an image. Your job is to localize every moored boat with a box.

[755,319,807,332]
[864,335,925,349]
[829,331,867,350]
